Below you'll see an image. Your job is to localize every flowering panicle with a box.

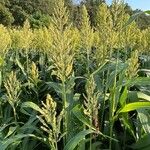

[49,0,75,81]
[10,20,33,51]
[126,50,139,79]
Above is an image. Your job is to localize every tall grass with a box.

[0,0,150,150]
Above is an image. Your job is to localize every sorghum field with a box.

[0,0,150,150]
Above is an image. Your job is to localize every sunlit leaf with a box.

[119,102,150,113]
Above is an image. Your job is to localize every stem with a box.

[123,127,126,150]
[62,79,68,144]
[26,50,29,73]
[87,48,92,149]
[87,49,90,77]
[55,133,58,150]
[12,106,17,125]
[109,120,114,150]
[90,117,92,150]
[101,68,110,130]
[109,54,118,149]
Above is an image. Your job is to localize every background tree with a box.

[0,0,149,29]
[0,3,14,26]
[82,0,106,25]
[133,9,150,30]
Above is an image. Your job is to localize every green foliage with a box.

[29,11,51,28]
[0,1,149,150]
[0,3,14,26]
[10,5,28,26]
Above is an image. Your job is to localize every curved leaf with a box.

[21,102,43,115]
[119,102,150,113]
[0,134,43,150]
[125,77,150,87]
[138,109,150,134]
[64,129,94,150]
[72,105,96,130]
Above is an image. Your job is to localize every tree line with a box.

[0,0,150,29]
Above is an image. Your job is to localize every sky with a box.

[106,0,150,10]
[74,0,150,11]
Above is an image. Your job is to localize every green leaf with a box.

[64,129,94,150]
[66,76,76,94]
[119,86,128,107]
[91,61,108,77]
[137,92,150,101]
[125,77,150,87]
[123,12,143,29]
[16,58,27,77]
[21,102,43,115]
[72,105,96,130]
[119,102,150,113]
[46,82,62,97]
[4,127,17,139]
[138,109,150,134]
[0,134,42,150]
[120,114,135,139]
[0,71,2,88]
[131,134,150,150]
[128,91,150,102]
[0,57,4,66]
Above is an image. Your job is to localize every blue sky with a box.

[106,0,150,10]
[74,0,150,11]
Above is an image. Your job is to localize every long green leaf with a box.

[72,105,96,130]
[122,10,150,29]
[16,58,27,77]
[64,129,94,150]
[120,114,135,139]
[119,102,150,113]
[123,12,143,29]
[0,134,43,150]
[119,86,128,107]
[125,77,150,87]
[21,102,43,115]
[46,82,63,97]
[4,126,17,139]
[138,109,150,134]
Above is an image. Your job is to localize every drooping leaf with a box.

[64,129,94,150]
[4,126,17,139]
[46,81,63,97]
[16,58,27,77]
[124,77,150,87]
[119,102,150,113]
[120,114,135,139]
[128,91,150,102]
[21,102,43,115]
[0,134,43,150]
[72,105,96,130]
[123,12,143,29]
[137,92,150,101]
[138,109,150,134]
